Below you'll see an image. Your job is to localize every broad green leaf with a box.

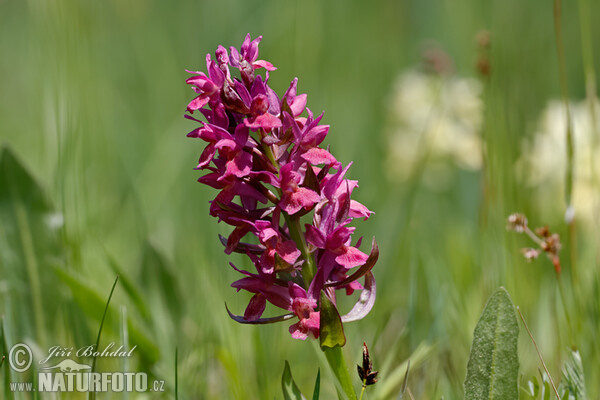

[282,360,307,400]
[0,146,63,346]
[464,287,519,400]
[312,369,321,400]
[319,291,346,349]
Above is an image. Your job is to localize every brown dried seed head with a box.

[542,233,561,255]
[535,226,550,238]
[357,342,379,386]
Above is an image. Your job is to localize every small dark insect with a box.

[357,342,378,386]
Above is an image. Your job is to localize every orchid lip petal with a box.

[225,303,294,324]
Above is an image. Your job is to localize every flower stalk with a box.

[324,346,358,400]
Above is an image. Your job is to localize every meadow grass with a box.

[0,0,599,398]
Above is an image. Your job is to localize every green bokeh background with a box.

[1,0,599,398]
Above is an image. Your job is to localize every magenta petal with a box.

[281,188,319,215]
[289,93,307,116]
[196,143,216,169]
[267,86,281,114]
[305,225,326,248]
[284,112,303,143]
[208,61,225,88]
[246,35,261,62]
[294,187,320,208]
[186,74,215,92]
[279,196,301,215]
[233,80,252,107]
[198,172,224,189]
[288,310,320,340]
[289,323,309,340]
[215,138,237,151]
[279,163,299,187]
[349,200,374,220]
[230,278,291,310]
[244,294,267,321]
[232,181,267,203]
[335,246,369,269]
[250,171,279,187]
[224,152,252,178]
[301,125,329,148]
[326,225,353,250]
[226,304,294,325]
[254,60,277,71]
[229,46,240,67]
[304,311,320,331]
[256,226,278,243]
[187,96,209,112]
[277,240,301,264]
[226,225,251,254]
[250,94,269,115]
[301,148,337,166]
[245,112,282,131]
[288,282,308,300]
[215,45,229,65]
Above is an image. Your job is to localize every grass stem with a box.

[517,306,560,399]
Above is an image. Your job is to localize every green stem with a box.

[553,0,578,288]
[324,346,358,400]
[556,273,574,346]
[258,130,317,287]
[358,383,366,400]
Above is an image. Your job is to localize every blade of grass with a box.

[175,347,179,400]
[312,369,321,400]
[88,275,119,400]
[120,305,129,400]
[553,0,577,287]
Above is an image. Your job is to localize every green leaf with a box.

[319,291,346,349]
[464,287,520,400]
[140,241,183,321]
[312,369,321,400]
[282,360,307,400]
[0,146,64,346]
[106,253,151,322]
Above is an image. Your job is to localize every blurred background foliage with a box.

[0,0,599,398]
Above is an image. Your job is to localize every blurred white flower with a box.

[386,69,484,188]
[520,99,600,224]
[45,212,64,230]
